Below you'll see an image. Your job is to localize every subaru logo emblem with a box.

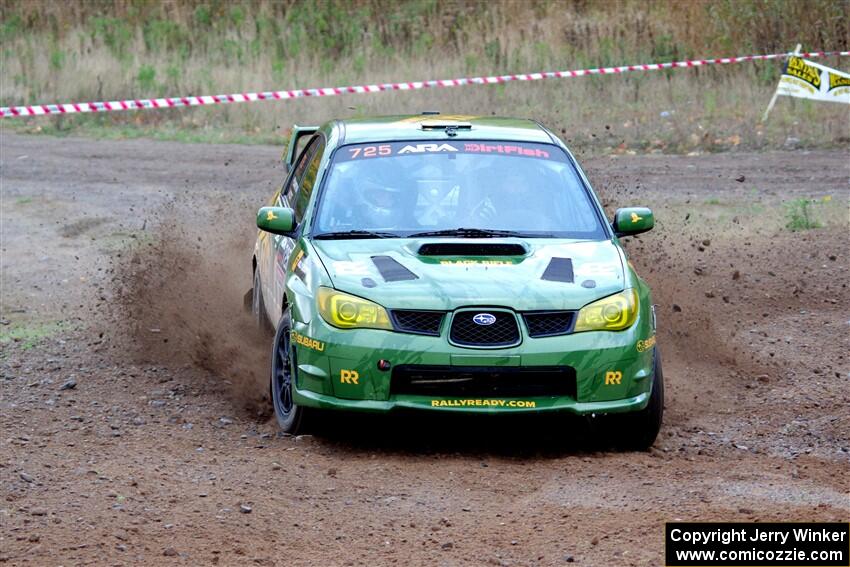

[472,313,496,326]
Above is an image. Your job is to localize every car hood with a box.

[311,238,626,311]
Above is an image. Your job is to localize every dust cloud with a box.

[108,195,271,414]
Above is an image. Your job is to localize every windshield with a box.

[313,140,606,239]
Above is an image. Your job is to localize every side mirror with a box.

[612,207,654,237]
[257,206,295,235]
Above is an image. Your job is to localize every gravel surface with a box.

[1,133,848,566]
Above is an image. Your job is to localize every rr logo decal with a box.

[604,371,623,385]
[340,369,360,385]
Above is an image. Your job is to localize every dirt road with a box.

[1,132,848,566]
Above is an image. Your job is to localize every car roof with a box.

[331,115,557,145]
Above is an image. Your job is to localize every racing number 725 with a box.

[349,144,392,159]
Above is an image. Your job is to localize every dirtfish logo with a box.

[398,143,458,154]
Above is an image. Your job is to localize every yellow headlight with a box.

[317,287,393,330]
[574,289,638,332]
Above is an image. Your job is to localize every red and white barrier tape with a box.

[2,50,848,118]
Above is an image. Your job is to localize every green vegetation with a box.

[97,230,157,253]
[784,198,823,231]
[0,321,67,350]
[1,0,848,152]
[18,115,283,145]
[136,65,157,93]
[692,194,838,231]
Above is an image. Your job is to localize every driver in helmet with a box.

[355,170,410,229]
[467,168,537,227]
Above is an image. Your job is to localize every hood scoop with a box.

[541,257,574,283]
[417,242,527,257]
[371,255,419,282]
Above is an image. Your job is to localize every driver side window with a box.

[295,142,324,223]
[283,136,321,206]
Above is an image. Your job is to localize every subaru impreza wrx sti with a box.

[250,114,662,448]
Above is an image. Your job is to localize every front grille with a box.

[391,365,577,398]
[391,310,444,336]
[449,310,520,347]
[523,311,576,337]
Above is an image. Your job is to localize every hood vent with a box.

[541,257,574,283]
[418,242,527,257]
[371,255,419,282]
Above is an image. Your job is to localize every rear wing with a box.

[283,125,319,173]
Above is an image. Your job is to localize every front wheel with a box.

[270,310,311,434]
[615,350,664,450]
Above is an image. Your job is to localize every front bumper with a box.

[295,387,650,414]
[290,310,656,415]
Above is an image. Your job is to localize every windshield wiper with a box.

[313,230,400,240]
[408,227,527,238]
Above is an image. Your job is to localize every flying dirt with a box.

[1,132,847,565]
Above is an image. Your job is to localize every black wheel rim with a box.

[273,328,293,415]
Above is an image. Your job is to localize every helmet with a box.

[357,171,407,227]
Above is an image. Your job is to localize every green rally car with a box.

[251,114,662,448]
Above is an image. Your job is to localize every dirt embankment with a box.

[1,133,848,566]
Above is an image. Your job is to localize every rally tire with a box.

[270,310,311,434]
[252,268,273,334]
[616,350,664,451]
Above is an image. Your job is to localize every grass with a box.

[784,198,823,231]
[694,199,768,226]
[97,230,157,253]
[16,117,284,146]
[1,1,848,153]
[0,320,68,350]
[675,194,841,232]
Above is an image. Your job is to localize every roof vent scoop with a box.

[541,257,574,283]
[418,243,527,257]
